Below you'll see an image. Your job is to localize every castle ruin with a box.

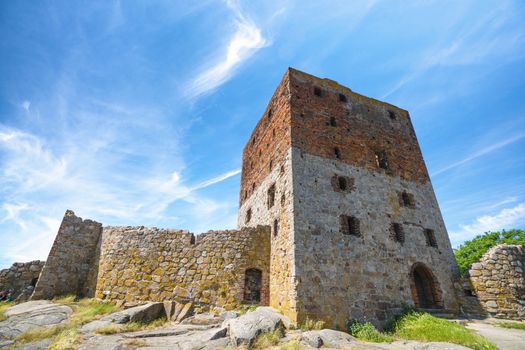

[24,68,463,328]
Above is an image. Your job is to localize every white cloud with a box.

[21,100,30,111]
[382,2,525,98]
[449,203,525,245]
[185,0,269,98]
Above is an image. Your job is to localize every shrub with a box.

[347,321,393,342]
[454,229,525,276]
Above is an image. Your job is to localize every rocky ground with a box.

[0,300,522,349]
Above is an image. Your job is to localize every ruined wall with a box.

[469,244,525,320]
[288,69,459,328]
[32,210,102,300]
[95,226,271,312]
[0,261,44,299]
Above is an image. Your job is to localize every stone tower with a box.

[238,68,460,328]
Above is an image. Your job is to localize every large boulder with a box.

[300,329,356,349]
[101,302,164,324]
[224,306,287,346]
[80,302,165,333]
[0,301,72,340]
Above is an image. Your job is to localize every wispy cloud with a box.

[382,1,525,99]
[185,0,269,99]
[431,133,525,177]
[449,203,525,245]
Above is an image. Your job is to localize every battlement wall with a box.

[32,210,102,300]
[95,225,271,311]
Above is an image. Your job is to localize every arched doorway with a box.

[410,263,443,309]
[243,268,262,303]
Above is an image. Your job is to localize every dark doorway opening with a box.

[243,268,262,303]
[410,263,443,309]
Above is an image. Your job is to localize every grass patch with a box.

[69,299,120,326]
[15,324,68,344]
[239,304,258,315]
[0,301,14,321]
[14,297,121,349]
[95,317,168,335]
[299,318,325,331]
[48,328,82,350]
[497,321,525,330]
[348,321,393,342]
[279,340,300,350]
[251,329,284,349]
[123,338,147,347]
[391,311,497,350]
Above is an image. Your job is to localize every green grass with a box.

[391,311,497,350]
[279,340,300,350]
[95,317,168,335]
[14,297,122,349]
[238,304,258,315]
[0,301,14,321]
[251,329,284,349]
[348,321,393,342]
[299,318,325,331]
[48,328,82,350]
[497,321,525,330]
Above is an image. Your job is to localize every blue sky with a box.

[1,0,524,268]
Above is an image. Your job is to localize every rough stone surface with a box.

[104,302,165,324]
[95,225,271,312]
[0,301,72,340]
[31,210,102,300]
[469,244,525,320]
[225,307,285,345]
[0,261,44,300]
[238,68,460,328]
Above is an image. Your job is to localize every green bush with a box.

[299,317,325,331]
[454,229,525,275]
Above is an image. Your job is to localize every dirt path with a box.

[467,321,525,350]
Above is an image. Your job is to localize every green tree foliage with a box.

[454,229,525,276]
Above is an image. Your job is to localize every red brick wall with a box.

[288,69,430,185]
[239,71,293,206]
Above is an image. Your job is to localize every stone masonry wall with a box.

[32,210,102,300]
[0,260,44,298]
[292,150,459,328]
[288,69,459,328]
[469,244,525,320]
[95,226,271,312]
[239,148,298,322]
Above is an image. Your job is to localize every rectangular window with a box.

[401,191,415,208]
[340,215,360,236]
[267,183,276,209]
[424,229,438,248]
[245,208,252,224]
[375,150,389,170]
[391,223,404,243]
